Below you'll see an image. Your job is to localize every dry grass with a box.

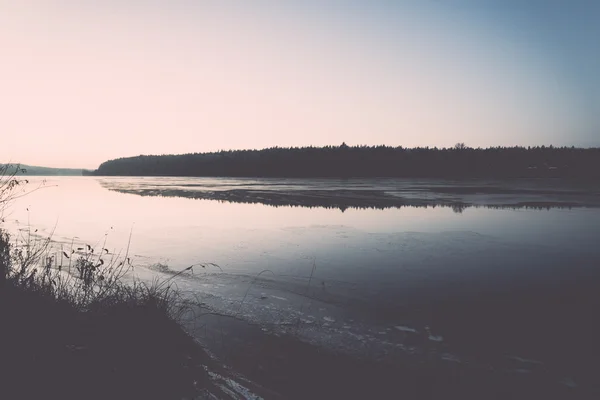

[0,228,214,400]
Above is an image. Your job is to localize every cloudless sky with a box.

[1,0,598,168]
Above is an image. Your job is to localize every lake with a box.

[4,176,600,389]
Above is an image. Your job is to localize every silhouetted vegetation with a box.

[0,163,28,213]
[0,228,220,399]
[94,144,600,179]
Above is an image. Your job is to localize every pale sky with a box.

[1,0,598,168]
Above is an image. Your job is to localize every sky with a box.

[1,0,599,168]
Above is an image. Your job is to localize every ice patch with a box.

[323,316,335,323]
[395,325,418,333]
[207,371,264,399]
[441,353,461,363]
[428,335,443,342]
[506,356,543,365]
[560,377,578,388]
[270,295,288,301]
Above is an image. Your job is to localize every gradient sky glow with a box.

[1,0,599,168]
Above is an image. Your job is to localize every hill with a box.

[3,164,84,176]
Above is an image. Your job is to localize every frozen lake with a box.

[4,176,599,389]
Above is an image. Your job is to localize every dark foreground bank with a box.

[0,229,261,399]
[0,285,212,399]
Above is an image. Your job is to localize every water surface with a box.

[5,177,599,387]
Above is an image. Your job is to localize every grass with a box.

[0,228,217,400]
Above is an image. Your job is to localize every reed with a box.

[0,229,214,400]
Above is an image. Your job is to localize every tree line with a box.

[93,144,600,179]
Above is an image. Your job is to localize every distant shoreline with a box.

[1,164,86,176]
[91,145,600,180]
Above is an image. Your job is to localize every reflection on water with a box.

[100,188,581,213]
[5,177,600,283]
[99,177,595,212]
[4,176,600,387]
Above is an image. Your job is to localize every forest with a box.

[93,144,600,179]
